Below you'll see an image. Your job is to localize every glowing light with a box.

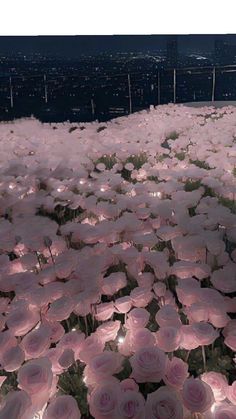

[72,328,76,331]
[118,335,125,343]
[79,179,86,185]
[149,191,162,198]
[57,186,66,192]
[100,187,105,192]
[9,183,15,189]
[27,187,35,194]
[128,189,136,197]
[211,402,217,413]
[32,403,47,419]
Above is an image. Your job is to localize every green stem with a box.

[48,246,55,265]
[202,345,206,371]
[84,315,89,336]
[36,251,42,270]
[185,350,191,362]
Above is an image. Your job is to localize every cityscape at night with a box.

[1,3,236,416]
[1,35,236,122]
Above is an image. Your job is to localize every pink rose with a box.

[208,306,230,328]
[42,320,65,343]
[155,305,182,328]
[45,296,75,322]
[185,303,209,323]
[164,357,189,389]
[78,334,104,364]
[119,328,156,357]
[153,282,167,298]
[89,382,121,419]
[182,377,215,413]
[0,297,10,313]
[120,379,139,393]
[84,351,124,385]
[18,357,53,396]
[114,296,132,314]
[192,322,219,346]
[18,357,53,412]
[102,272,127,295]
[38,265,57,285]
[44,282,65,303]
[115,390,145,419]
[145,386,183,419]
[73,290,99,317]
[0,344,25,372]
[45,347,65,374]
[137,272,154,288]
[96,162,106,171]
[95,320,121,344]
[58,348,75,369]
[124,162,134,171]
[156,326,182,352]
[224,297,236,313]
[129,328,156,352]
[24,286,49,309]
[214,402,236,419]
[225,334,236,351]
[227,381,236,405]
[43,395,81,419]
[0,390,31,419]
[130,346,167,383]
[125,308,150,330]
[0,330,17,356]
[95,302,115,321]
[176,278,200,307]
[179,325,199,350]
[223,320,236,338]
[20,324,51,360]
[118,332,133,357]
[130,286,153,307]
[57,330,85,360]
[201,372,228,402]
[6,306,40,336]
[223,322,236,352]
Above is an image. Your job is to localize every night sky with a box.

[0,35,236,56]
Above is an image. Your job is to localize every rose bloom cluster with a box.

[0,105,236,418]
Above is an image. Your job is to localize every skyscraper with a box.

[166,36,178,68]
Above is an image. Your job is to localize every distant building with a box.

[166,36,178,68]
[214,40,236,65]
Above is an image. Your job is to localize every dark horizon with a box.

[0,34,236,57]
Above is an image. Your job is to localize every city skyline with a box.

[1,34,236,124]
[0,34,236,57]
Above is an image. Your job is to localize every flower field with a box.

[0,103,236,418]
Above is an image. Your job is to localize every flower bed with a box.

[0,104,236,418]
